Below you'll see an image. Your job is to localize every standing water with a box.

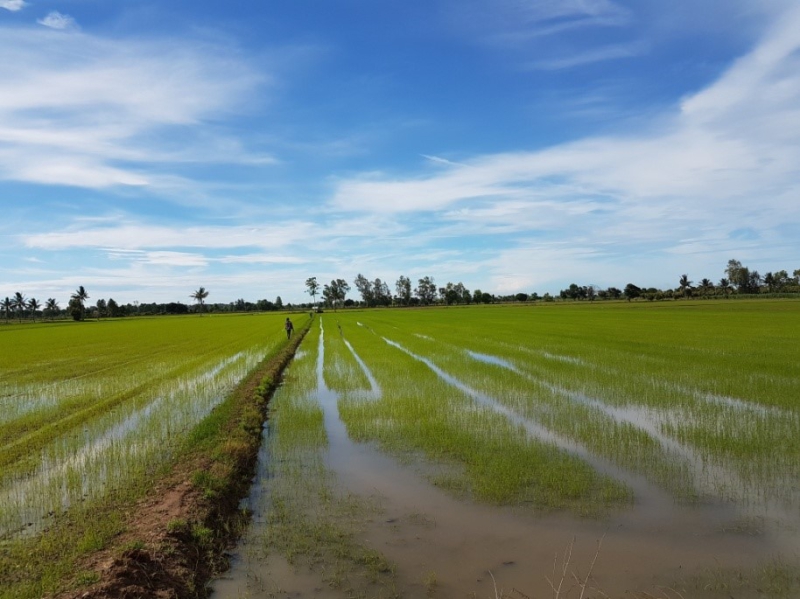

[213,319,799,598]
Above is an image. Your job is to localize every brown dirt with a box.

[51,320,311,599]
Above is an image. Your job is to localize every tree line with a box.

[304,275,506,310]
[559,259,800,302]
[308,259,800,309]
[4,258,797,324]
[1,284,293,323]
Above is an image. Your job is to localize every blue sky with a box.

[1,0,798,305]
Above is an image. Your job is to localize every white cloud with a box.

[37,11,77,30]
[324,5,800,293]
[331,5,800,234]
[456,0,631,43]
[529,41,647,70]
[22,221,317,251]
[0,0,26,11]
[0,26,267,190]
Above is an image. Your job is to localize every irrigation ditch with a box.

[44,316,313,599]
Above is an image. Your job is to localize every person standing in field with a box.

[285,317,294,339]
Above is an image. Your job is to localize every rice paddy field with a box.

[214,300,800,599]
[0,313,292,547]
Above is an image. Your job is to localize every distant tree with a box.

[441,283,459,305]
[773,270,791,291]
[305,277,319,308]
[763,272,775,292]
[275,296,283,310]
[68,298,83,321]
[415,276,437,305]
[2,297,13,323]
[191,287,209,314]
[256,299,275,311]
[395,276,412,306]
[678,274,692,298]
[623,283,641,302]
[725,259,750,292]
[354,273,374,306]
[515,293,528,302]
[107,298,119,317]
[699,278,713,296]
[70,286,89,320]
[96,298,107,318]
[373,278,391,306]
[480,292,494,304]
[44,298,59,320]
[794,269,800,284]
[718,278,730,297]
[322,279,350,310]
[27,297,41,322]
[472,288,483,303]
[12,292,26,322]
[747,270,762,293]
[606,287,622,300]
[587,286,596,301]
[72,286,89,308]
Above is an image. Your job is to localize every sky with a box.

[1,0,799,306]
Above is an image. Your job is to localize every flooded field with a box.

[0,314,290,539]
[213,301,800,598]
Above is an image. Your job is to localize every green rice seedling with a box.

[320,318,371,395]
[333,302,799,520]
[0,313,293,539]
[332,316,631,514]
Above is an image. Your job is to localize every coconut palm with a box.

[699,278,713,296]
[191,287,209,314]
[71,286,89,307]
[27,297,41,322]
[1,297,12,323]
[718,278,730,298]
[678,274,692,298]
[45,298,60,320]
[11,292,26,322]
[70,286,90,321]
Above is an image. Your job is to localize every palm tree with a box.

[191,287,209,314]
[70,286,89,321]
[45,298,60,320]
[27,297,41,322]
[718,278,730,298]
[71,286,89,307]
[699,278,713,297]
[678,274,692,298]
[11,292,26,322]
[1,297,12,323]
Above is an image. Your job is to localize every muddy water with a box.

[213,325,798,599]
